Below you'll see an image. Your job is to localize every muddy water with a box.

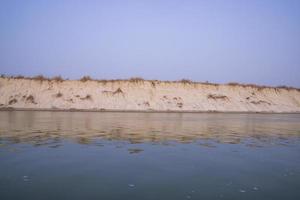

[0,111,300,199]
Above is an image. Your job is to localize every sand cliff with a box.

[0,77,300,113]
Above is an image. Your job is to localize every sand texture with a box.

[0,77,300,113]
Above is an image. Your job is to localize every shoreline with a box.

[1,107,300,114]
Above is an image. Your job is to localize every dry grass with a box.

[1,75,299,92]
[1,75,61,83]
[201,81,219,86]
[226,82,291,91]
[80,76,92,82]
[178,79,193,84]
[227,82,240,86]
[52,76,64,82]
[31,75,49,81]
[228,82,265,89]
[97,79,109,85]
[15,75,25,79]
[129,77,144,83]
[276,85,298,91]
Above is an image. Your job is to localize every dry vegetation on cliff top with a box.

[1,74,299,91]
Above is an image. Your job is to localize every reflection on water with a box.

[0,111,300,147]
[0,111,300,200]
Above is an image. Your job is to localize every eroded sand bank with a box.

[0,77,300,113]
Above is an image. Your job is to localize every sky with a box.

[0,0,299,86]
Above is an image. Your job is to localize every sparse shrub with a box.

[52,76,64,82]
[80,76,92,82]
[144,101,150,106]
[15,75,24,79]
[227,82,239,86]
[244,84,265,90]
[97,79,108,85]
[8,98,17,105]
[245,84,259,88]
[129,77,144,83]
[227,82,274,90]
[202,81,218,86]
[275,85,299,91]
[179,79,192,84]
[277,85,295,90]
[32,75,49,81]
[0,74,4,78]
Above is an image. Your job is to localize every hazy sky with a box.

[0,0,299,86]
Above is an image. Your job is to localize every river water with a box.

[0,111,299,200]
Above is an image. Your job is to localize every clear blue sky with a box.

[0,0,299,86]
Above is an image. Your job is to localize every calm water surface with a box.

[0,111,300,200]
